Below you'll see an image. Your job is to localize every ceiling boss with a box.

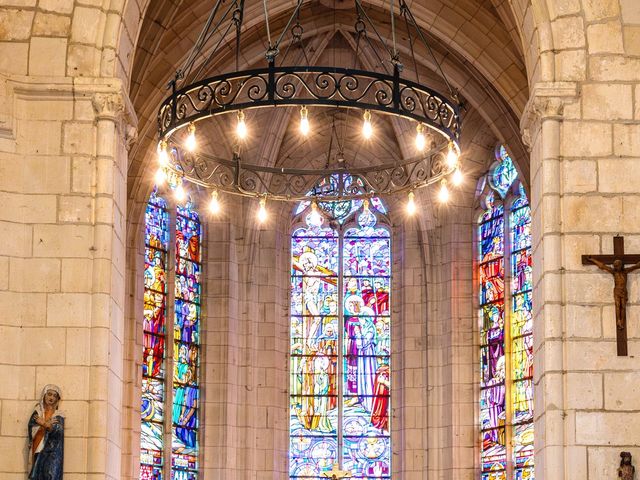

[154,0,464,220]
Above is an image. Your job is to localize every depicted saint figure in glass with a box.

[141,190,202,480]
[290,174,391,479]
[28,384,64,480]
[479,148,533,480]
[141,188,169,480]
[172,201,201,480]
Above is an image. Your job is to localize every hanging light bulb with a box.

[452,168,463,186]
[438,180,450,203]
[362,110,373,139]
[175,183,186,203]
[209,190,221,214]
[154,167,167,185]
[446,142,459,169]
[236,110,247,139]
[185,123,197,152]
[157,140,169,166]
[299,106,310,136]
[257,197,268,223]
[415,123,426,152]
[308,200,323,226]
[406,191,417,215]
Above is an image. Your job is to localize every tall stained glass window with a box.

[142,189,170,479]
[172,203,201,480]
[290,174,391,479]
[479,147,534,480]
[141,189,202,480]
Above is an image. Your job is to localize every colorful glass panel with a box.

[291,198,390,479]
[142,188,169,480]
[294,174,387,223]
[491,146,518,199]
[480,148,534,480]
[172,202,201,480]
[510,190,534,480]
[479,196,506,478]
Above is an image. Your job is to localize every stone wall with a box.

[0,1,640,479]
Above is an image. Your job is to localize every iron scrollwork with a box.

[158,63,462,143]
[167,142,453,202]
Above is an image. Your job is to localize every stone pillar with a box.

[0,79,130,480]
[522,85,575,480]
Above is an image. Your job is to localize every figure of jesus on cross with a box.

[583,236,640,356]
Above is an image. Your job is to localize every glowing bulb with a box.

[299,106,310,136]
[362,110,373,139]
[158,141,169,166]
[406,191,417,215]
[209,190,221,214]
[438,180,450,203]
[308,201,323,226]
[452,168,463,186]
[446,142,459,169]
[236,110,247,139]
[154,167,167,185]
[257,197,268,223]
[185,123,197,152]
[415,124,426,152]
[175,184,186,203]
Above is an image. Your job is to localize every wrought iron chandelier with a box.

[154,0,464,219]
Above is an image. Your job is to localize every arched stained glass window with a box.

[141,190,202,480]
[290,174,391,479]
[479,148,534,480]
[142,188,170,479]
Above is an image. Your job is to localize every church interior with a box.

[0,0,639,479]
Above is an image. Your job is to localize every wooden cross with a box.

[582,236,640,356]
[322,464,352,479]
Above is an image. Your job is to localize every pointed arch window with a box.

[141,188,202,480]
[290,175,391,479]
[479,146,534,480]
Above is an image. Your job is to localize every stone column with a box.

[521,83,577,480]
[89,91,128,480]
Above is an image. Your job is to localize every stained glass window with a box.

[290,175,391,479]
[172,202,201,480]
[142,188,170,480]
[141,191,202,480]
[479,148,533,480]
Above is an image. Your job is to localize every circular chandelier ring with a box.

[157,64,462,147]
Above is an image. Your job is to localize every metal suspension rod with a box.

[389,0,398,61]
[355,0,393,61]
[273,0,305,50]
[178,0,223,78]
[234,0,246,71]
[400,0,455,98]
[263,0,272,48]
[404,9,420,83]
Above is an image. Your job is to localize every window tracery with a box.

[290,175,391,479]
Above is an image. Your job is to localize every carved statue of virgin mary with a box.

[28,384,65,480]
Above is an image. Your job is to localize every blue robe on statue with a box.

[28,385,65,480]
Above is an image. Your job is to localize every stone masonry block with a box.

[582,83,633,120]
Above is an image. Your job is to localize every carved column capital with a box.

[92,92,125,121]
[520,82,578,150]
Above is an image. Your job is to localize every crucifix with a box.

[323,464,352,480]
[582,236,640,356]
